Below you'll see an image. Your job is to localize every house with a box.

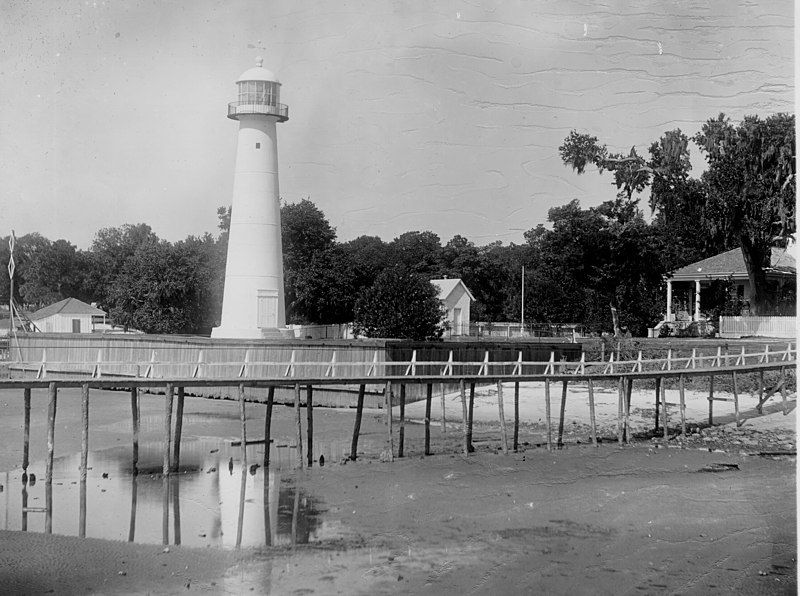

[658,246,796,337]
[29,298,107,334]
[431,279,474,336]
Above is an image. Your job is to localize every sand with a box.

[0,380,795,594]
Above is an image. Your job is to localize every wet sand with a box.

[0,386,795,594]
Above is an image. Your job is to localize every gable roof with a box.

[430,278,475,302]
[669,247,796,281]
[30,297,106,321]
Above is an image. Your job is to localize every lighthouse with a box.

[212,58,289,339]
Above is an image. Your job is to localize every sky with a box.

[0,0,794,249]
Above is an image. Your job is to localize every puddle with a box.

[0,437,354,549]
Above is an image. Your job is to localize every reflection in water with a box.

[0,438,346,549]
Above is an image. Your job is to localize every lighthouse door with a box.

[257,290,278,328]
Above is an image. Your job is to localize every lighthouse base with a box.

[211,326,292,340]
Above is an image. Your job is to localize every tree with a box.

[388,231,443,277]
[340,235,392,293]
[353,266,446,340]
[693,113,796,313]
[291,246,357,324]
[19,239,90,306]
[280,199,337,323]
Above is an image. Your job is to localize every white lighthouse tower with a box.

[212,58,289,339]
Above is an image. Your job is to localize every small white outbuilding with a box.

[29,298,106,334]
[430,278,474,336]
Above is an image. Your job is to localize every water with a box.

[0,438,354,549]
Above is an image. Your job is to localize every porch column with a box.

[666,279,673,321]
[693,279,701,322]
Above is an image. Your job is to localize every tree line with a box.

[0,113,794,338]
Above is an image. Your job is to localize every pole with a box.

[264,386,274,468]
[172,387,185,473]
[162,384,174,477]
[130,387,140,475]
[520,265,525,334]
[306,385,314,467]
[350,384,365,461]
[22,387,30,472]
[424,383,433,455]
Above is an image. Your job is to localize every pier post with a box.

[172,386,185,473]
[130,387,140,474]
[467,383,475,452]
[424,383,433,455]
[385,381,394,462]
[350,384,365,461]
[544,379,552,451]
[239,384,248,465]
[294,383,303,469]
[306,385,314,467]
[459,380,469,455]
[557,380,568,448]
[660,377,668,440]
[587,378,598,446]
[624,378,633,444]
[398,384,406,458]
[513,381,520,452]
[732,371,740,427]
[264,386,274,468]
[22,387,31,472]
[708,375,714,425]
[654,377,661,432]
[162,384,174,477]
[679,375,686,435]
[45,382,57,534]
[497,381,508,454]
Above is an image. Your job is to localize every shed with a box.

[29,298,107,334]
[431,279,474,336]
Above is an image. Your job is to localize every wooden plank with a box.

[708,375,714,426]
[440,384,447,433]
[654,377,661,432]
[45,382,57,489]
[732,371,740,427]
[239,384,248,466]
[80,384,89,482]
[624,378,633,445]
[678,374,686,436]
[661,377,668,440]
[467,383,475,453]
[616,377,623,445]
[385,381,394,462]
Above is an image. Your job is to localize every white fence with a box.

[720,316,796,339]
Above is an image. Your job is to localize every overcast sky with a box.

[0,0,794,249]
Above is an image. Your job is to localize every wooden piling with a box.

[587,378,598,446]
[161,475,169,545]
[239,384,248,465]
[678,374,686,435]
[467,383,475,452]
[45,481,52,534]
[172,386,185,473]
[513,382,520,452]
[497,381,509,455]
[306,385,314,467]
[544,379,552,451]
[79,478,87,538]
[557,380,568,448]
[22,387,31,472]
[385,381,394,462]
[660,378,668,440]
[654,377,661,432]
[440,384,447,433]
[708,375,714,425]
[398,384,406,458]
[163,384,174,477]
[235,461,247,548]
[294,383,303,469]
[757,370,765,414]
[424,383,433,455]
[459,380,469,455]
[616,377,623,445]
[45,382,57,487]
[80,384,89,483]
[350,384,365,461]
[172,478,181,546]
[130,387,139,474]
[128,475,137,542]
[780,367,788,415]
[732,371,740,427]
[264,386,274,468]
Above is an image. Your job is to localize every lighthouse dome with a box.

[236,56,280,84]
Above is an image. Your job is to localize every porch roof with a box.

[669,247,796,282]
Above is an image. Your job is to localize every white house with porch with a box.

[431,278,474,336]
[660,246,795,337]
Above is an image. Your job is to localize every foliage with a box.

[353,266,446,340]
[693,113,796,313]
[291,246,356,324]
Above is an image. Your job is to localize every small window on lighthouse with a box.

[255,142,261,149]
